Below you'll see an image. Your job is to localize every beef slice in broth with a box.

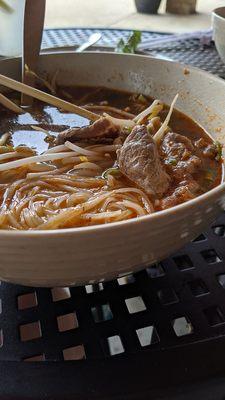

[118,125,170,197]
[56,117,119,144]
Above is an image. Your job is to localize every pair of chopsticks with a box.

[0,74,99,122]
[138,29,213,51]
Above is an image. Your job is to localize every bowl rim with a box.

[0,51,225,237]
[213,7,225,20]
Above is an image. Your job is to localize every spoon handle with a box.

[22,0,46,106]
[76,42,91,53]
[76,33,102,53]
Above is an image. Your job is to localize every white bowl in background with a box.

[212,7,225,64]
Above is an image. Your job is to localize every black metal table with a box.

[1,28,225,400]
[42,27,225,78]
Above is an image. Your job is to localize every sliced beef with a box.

[161,132,202,180]
[117,125,170,197]
[195,138,220,159]
[56,117,119,144]
[159,179,200,210]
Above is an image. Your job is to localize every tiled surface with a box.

[45,0,225,33]
[41,27,225,79]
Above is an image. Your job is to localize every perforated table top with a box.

[42,27,225,78]
[1,28,225,400]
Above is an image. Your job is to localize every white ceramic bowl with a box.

[212,7,225,64]
[0,52,225,287]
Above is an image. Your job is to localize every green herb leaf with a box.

[137,94,148,105]
[205,168,216,182]
[165,157,178,166]
[115,31,142,54]
[102,167,121,179]
[215,141,223,161]
[125,126,132,134]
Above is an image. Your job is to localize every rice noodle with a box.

[7,212,22,229]
[110,188,154,211]
[0,168,152,229]
[100,196,117,211]
[66,192,92,207]
[0,121,154,230]
[35,192,110,229]
[116,200,147,216]
[83,210,122,220]
[114,210,133,220]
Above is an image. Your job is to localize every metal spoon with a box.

[41,32,102,54]
[76,33,102,53]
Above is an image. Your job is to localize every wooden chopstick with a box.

[0,74,99,122]
[22,0,46,106]
[0,93,24,114]
[138,29,212,51]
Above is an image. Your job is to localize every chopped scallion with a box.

[215,141,223,161]
[79,156,88,162]
[165,157,178,166]
[205,169,216,182]
[137,94,148,105]
[102,167,121,179]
